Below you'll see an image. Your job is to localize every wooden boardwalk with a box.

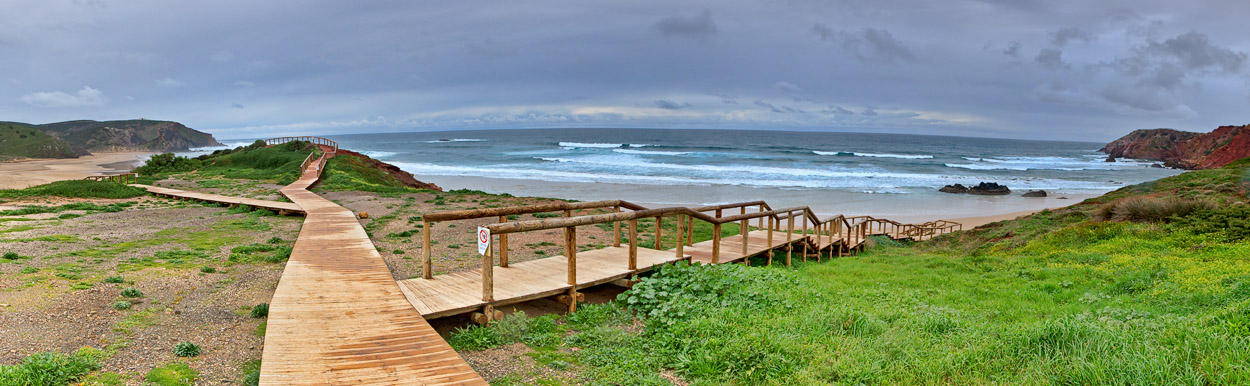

[257,154,486,385]
[685,230,799,264]
[132,184,305,215]
[398,246,686,319]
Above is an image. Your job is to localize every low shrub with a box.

[120,287,143,298]
[0,180,147,199]
[251,303,269,318]
[135,152,202,175]
[103,276,124,283]
[200,266,217,273]
[112,300,132,310]
[0,348,102,385]
[173,342,201,357]
[2,251,23,260]
[20,266,38,274]
[1096,196,1215,222]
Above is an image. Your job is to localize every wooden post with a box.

[629,219,638,270]
[712,223,721,264]
[655,216,663,250]
[686,216,693,246]
[740,207,748,263]
[815,222,822,262]
[786,214,794,267]
[498,216,509,267]
[758,204,765,230]
[422,220,433,279]
[801,215,809,261]
[481,242,493,302]
[675,214,684,258]
[766,217,774,265]
[565,226,577,285]
[613,205,621,247]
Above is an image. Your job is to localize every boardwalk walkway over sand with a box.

[125,137,959,382]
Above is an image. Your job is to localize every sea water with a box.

[205,128,1180,220]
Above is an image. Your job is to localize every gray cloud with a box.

[1050,27,1095,46]
[231,102,244,109]
[772,81,801,93]
[861,107,878,116]
[712,93,738,105]
[1002,41,1022,58]
[1035,48,1067,69]
[1143,31,1246,73]
[811,24,915,64]
[824,105,854,115]
[654,99,690,109]
[655,11,716,39]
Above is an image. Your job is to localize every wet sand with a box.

[0,152,150,189]
[418,175,1099,228]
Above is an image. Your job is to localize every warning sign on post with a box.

[477,227,491,255]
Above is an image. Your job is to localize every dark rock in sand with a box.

[1022,190,1047,197]
[939,184,968,194]
[1105,156,1116,162]
[1150,163,1165,168]
[967,182,1011,195]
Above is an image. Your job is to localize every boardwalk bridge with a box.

[126,137,961,384]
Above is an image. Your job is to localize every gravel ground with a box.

[0,196,300,384]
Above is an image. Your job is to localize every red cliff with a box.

[1101,124,1250,169]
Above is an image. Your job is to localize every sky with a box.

[2,0,1248,142]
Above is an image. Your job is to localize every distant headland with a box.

[0,119,220,161]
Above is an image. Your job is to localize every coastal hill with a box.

[0,122,89,160]
[1102,124,1250,169]
[0,119,221,160]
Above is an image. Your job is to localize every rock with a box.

[938,184,968,194]
[1101,125,1250,170]
[967,182,1011,195]
[1022,190,1047,197]
[1058,196,1069,199]
[358,212,369,219]
[1150,163,1164,168]
[1105,156,1116,162]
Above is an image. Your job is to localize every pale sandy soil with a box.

[0,152,150,189]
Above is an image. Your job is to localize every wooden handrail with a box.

[260,136,339,154]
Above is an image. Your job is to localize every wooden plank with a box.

[259,155,486,385]
[131,184,305,214]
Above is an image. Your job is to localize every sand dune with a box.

[0,152,150,189]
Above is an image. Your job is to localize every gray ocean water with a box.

[201,128,1180,218]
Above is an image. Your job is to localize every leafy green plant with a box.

[200,266,217,273]
[120,287,143,298]
[20,266,38,274]
[2,251,22,260]
[103,276,124,283]
[112,300,132,310]
[0,348,102,385]
[251,303,269,318]
[173,341,201,357]
[145,362,198,386]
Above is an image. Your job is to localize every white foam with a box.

[813,151,933,159]
[359,151,397,159]
[558,142,624,148]
[949,155,1155,171]
[612,149,691,156]
[423,138,485,143]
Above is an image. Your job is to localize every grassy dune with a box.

[452,159,1250,385]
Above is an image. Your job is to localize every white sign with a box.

[477,227,491,255]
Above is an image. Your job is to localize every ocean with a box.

[202,128,1180,220]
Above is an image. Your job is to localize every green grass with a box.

[0,180,147,200]
[0,122,81,160]
[0,201,135,216]
[0,347,104,386]
[450,159,1250,385]
[144,362,198,386]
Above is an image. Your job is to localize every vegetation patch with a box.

[0,180,147,200]
[144,362,198,386]
[0,347,103,386]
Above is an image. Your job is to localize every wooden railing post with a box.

[629,219,638,270]
[612,205,621,247]
[758,204,765,230]
[766,217,774,265]
[498,215,509,267]
[422,220,433,279]
[654,216,663,250]
[482,240,493,302]
[675,214,684,258]
[686,216,693,246]
[740,206,748,264]
[786,213,794,267]
[711,223,721,264]
[565,226,577,285]
[801,215,809,261]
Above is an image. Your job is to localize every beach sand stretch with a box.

[0,152,151,189]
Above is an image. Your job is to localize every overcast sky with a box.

[3,0,1248,141]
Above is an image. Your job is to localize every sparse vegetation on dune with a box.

[451,158,1250,385]
[0,180,147,200]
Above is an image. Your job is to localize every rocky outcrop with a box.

[939,182,1011,195]
[35,119,221,152]
[1101,125,1250,169]
[1022,190,1047,197]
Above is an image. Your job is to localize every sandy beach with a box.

[0,152,150,189]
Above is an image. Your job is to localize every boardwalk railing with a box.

[261,136,338,154]
[84,173,139,184]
